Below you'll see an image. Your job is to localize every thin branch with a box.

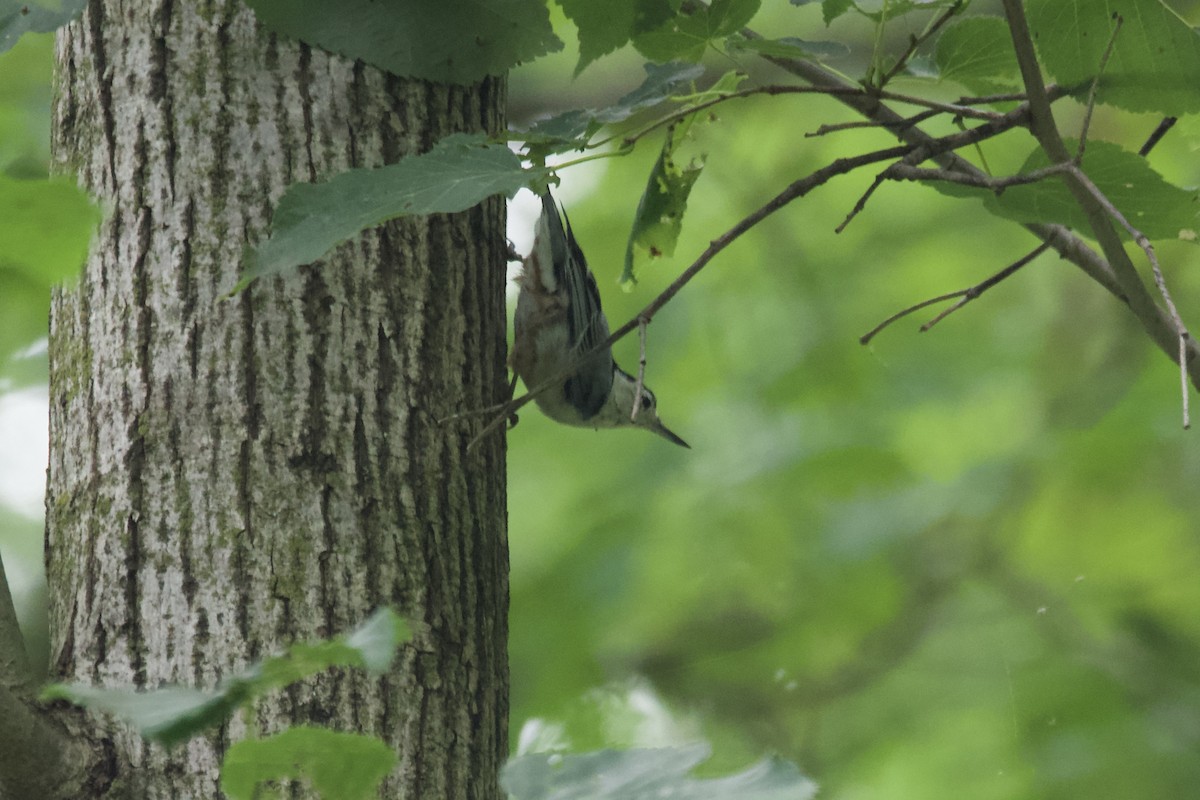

[956,91,1031,104]
[630,317,649,422]
[920,240,1053,331]
[0,549,88,798]
[885,161,1068,191]
[835,97,1054,232]
[1138,117,1177,157]
[601,82,1010,152]
[1003,0,1193,425]
[753,26,1200,392]
[879,0,964,86]
[861,241,1053,344]
[806,108,941,138]
[1077,14,1123,161]
[1066,163,1190,427]
[859,291,965,345]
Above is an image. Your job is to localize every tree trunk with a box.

[46,1,509,797]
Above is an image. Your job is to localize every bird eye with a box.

[639,392,655,412]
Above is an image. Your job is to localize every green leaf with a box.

[725,35,850,61]
[634,12,712,62]
[0,0,86,54]
[929,140,1200,242]
[708,0,762,37]
[934,15,1019,91]
[634,0,762,62]
[241,135,551,290]
[502,745,818,800]
[346,607,411,674]
[521,62,705,158]
[41,683,250,748]
[221,727,396,800]
[622,118,706,285]
[560,0,675,75]
[43,609,412,746]
[0,174,100,282]
[1026,0,1200,115]
[822,0,856,25]
[244,0,562,85]
[609,62,708,117]
[668,68,746,105]
[855,0,962,23]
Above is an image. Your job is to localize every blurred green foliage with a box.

[2,4,1200,800]
[507,5,1200,798]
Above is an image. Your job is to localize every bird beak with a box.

[651,420,690,449]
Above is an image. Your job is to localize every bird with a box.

[509,190,689,448]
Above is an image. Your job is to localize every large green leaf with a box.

[244,0,561,85]
[221,727,395,800]
[240,135,552,290]
[502,745,818,800]
[934,15,1019,92]
[559,0,675,75]
[1027,0,1200,115]
[622,117,706,285]
[521,62,705,157]
[40,683,250,748]
[634,0,762,62]
[929,140,1200,242]
[43,609,411,746]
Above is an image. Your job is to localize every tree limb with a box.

[752,15,1200,394]
[1000,0,1193,421]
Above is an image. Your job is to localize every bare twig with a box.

[861,241,1054,344]
[885,161,1068,191]
[601,82,1009,153]
[748,17,1198,393]
[1138,117,1177,157]
[631,317,649,422]
[1066,163,1190,427]
[921,241,1053,331]
[807,108,941,138]
[835,96,1056,232]
[860,291,965,345]
[1002,0,1192,426]
[956,91,1031,105]
[1077,14,1123,161]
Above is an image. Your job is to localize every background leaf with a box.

[43,609,410,745]
[961,140,1199,241]
[241,136,552,289]
[244,0,562,85]
[634,0,763,62]
[221,727,395,800]
[1026,0,1200,115]
[558,0,676,75]
[521,62,705,157]
[622,119,706,285]
[41,683,249,748]
[502,745,818,800]
[0,174,99,281]
[0,0,86,55]
[935,15,1020,93]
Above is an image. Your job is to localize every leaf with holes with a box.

[1027,0,1200,115]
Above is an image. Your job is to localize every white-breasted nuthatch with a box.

[510,190,689,448]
